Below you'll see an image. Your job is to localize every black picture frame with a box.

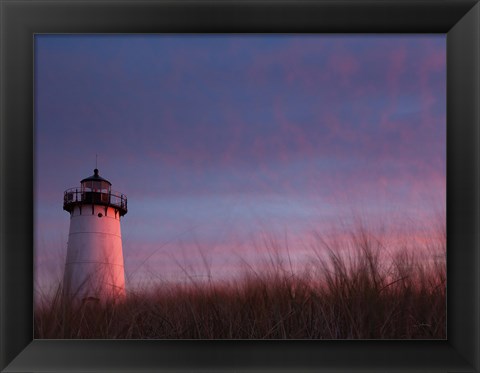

[1,0,479,371]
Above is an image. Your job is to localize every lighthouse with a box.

[62,168,127,302]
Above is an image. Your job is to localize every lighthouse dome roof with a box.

[81,168,112,186]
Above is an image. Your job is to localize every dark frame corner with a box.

[1,1,479,372]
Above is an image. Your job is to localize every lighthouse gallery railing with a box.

[63,188,127,213]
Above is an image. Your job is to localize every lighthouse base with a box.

[63,262,126,302]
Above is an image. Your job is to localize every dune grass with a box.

[34,226,446,339]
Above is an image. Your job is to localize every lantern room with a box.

[63,168,128,216]
[80,169,111,205]
[81,168,111,192]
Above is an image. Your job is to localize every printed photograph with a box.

[34,34,446,339]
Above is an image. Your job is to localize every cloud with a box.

[35,35,446,285]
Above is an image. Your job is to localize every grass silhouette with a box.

[34,223,446,339]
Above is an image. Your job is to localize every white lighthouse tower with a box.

[62,168,128,302]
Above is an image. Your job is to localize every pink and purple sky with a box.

[34,35,445,291]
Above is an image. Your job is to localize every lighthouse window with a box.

[97,213,103,218]
[92,181,102,191]
[81,181,92,191]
